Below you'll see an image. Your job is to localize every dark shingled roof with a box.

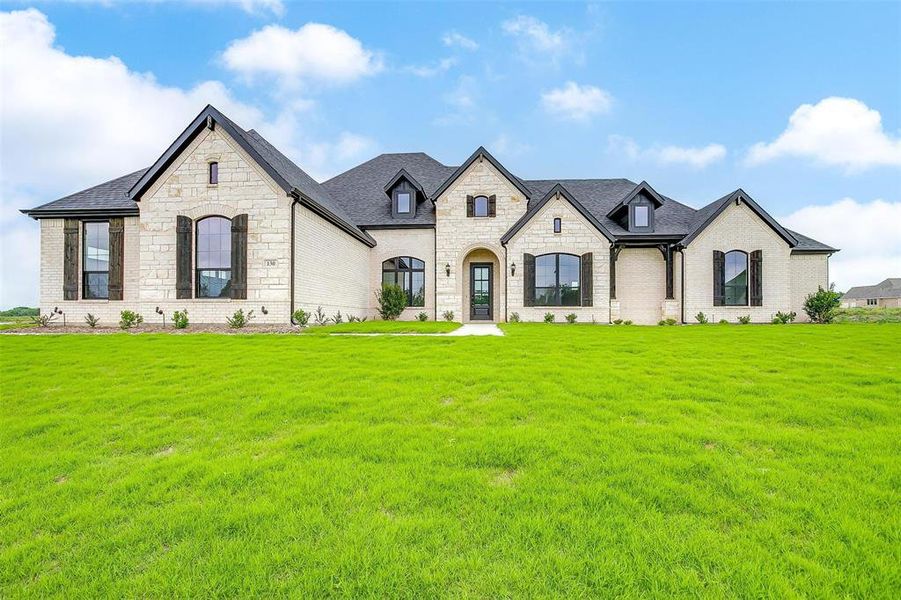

[322,153,455,226]
[842,278,901,299]
[22,169,146,216]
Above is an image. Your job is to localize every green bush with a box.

[773,310,797,324]
[738,315,751,325]
[84,313,99,328]
[292,309,310,327]
[332,311,344,324]
[804,286,842,323]
[612,319,623,325]
[119,310,143,330]
[226,309,254,329]
[509,312,521,323]
[376,284,407,321]
[313,306,329,325]
[416,312,428,322]
[565,313,577,324]
[695,312,709,324]
[30,313,57,327]
[718,319,729,325]
[347,315,367,323]
[623,320,633,325]
[544,312,555,323]
[442,310,455,322]
[658,318,677,326]
[173,309,189,329]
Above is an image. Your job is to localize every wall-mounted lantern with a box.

[155,306,165,327]
[261,306,269,315]
[511,261,516,276]
[53,306,65,327]
[445,263,451,277]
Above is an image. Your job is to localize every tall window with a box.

[724,250,748,306]
[83,222,110,299]
[382,256,425,307]
[473,195,489,217]
[534,253,580,306]
[209,162,218,184]
[633,205,649,227]
[553,218,562,233]
[196,216,232,298]
[395,191,411,214]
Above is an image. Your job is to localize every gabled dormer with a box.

[606,181,666,233]
[384,168,426,219]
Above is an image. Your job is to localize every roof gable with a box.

[383,168,425,196]
[501,183,615,244]
[681,189,798,247]
[430,146,531,201]
[605,180,666,219]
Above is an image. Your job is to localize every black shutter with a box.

[108,217,124,301]
[523,253,535,307]
[466,195,474,217]
[176,216,192,299]
[713,250,725,306]
[488,194,497,217]
[231,214,248,300]
[581,253,593,307]
[750,250,763,306]
[63,219,78,301]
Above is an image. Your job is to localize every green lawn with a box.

[306,320,461,334]
[1,324,899,597]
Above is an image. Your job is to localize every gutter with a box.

[680,248,685,324]
[290,198,298,325]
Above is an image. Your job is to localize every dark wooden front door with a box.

[470,263,492,320]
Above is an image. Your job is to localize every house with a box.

[840,278,901,308]
[22,105,838,325]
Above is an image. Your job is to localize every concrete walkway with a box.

[446,323,504,336]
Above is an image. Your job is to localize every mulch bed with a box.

[1,323,302,335]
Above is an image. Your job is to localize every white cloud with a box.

[221,23,383,88]
[779,198,901,292]
[502,15,568,61]
[607,135,726,169]
[747,97,901,172]
[541,82,612,121]
[490,134,531,158]
[442,31,478,51]
[0,9,373,308]
[405,57,457,78]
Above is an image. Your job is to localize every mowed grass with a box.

[1,324,899,598]
[306,320,461,334]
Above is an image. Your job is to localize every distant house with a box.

[841,278,901,308]
[22,105,838,325]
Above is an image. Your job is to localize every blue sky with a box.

[1,1,900,307]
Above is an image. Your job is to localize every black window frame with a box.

[195,215,232,299]
[627,196,655,232]
[724,249,749,306]
[553,217,562,234]
[381,256,426,307]
[209,162,219,185]
[473,195,489,217]
[867,298,877,306]
[82,220,110,300]
[533,253,581,307]
[394,189,412,214]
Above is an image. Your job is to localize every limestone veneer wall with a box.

[506,194,611,323]
[367,227,436,320]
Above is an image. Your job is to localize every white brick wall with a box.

[368,228,436,320]
[682,201,797,323]
[506,194,611,323]
[790,253,830,320]
[616,248,666,325]
[294,205,370,320]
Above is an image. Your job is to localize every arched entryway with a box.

[461,247,503,323]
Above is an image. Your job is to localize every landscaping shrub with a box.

[657,318,677,326]
[173,309,189,329]
[313,306,329,326]
[695,312,709,324]
[613,319,623,325]
[347,315,367,323]
[226,309,254,329]
[376,284,407,320]
[718,319,729,325]
[565,313,577,324]
[623,320,633,325]
[773,310,797,324]
[544,313,555,323]
[292,309,310,327]
[119,310,143,330]
[442,310,454,322]
[30,313,58,327]
[738,315,751,325]
[84,314,99,328]
[804,286,842,323]
[509,312,521,323]
[416,312,428,322]
[332,311,344,324]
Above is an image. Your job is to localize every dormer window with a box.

[395,191,411,214]
[633,205,649,228]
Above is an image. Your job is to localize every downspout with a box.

[680,247,685,324]
[289,197,298,325]
[503,243,508,323]
[433,223,438,321]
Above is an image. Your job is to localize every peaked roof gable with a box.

[430,146,531,202]
[605,180,666,218]
[501,183,615,244]
[681,189,798,247]
[383,168,425,196]
[843,278,901,299]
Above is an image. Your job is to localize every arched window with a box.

[473,195,489,217]
[724,250,748,306]
[382,256,425,307]
[534,253,580,306]
[196,216,231,298]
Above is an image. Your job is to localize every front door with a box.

[470,263,492,320]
